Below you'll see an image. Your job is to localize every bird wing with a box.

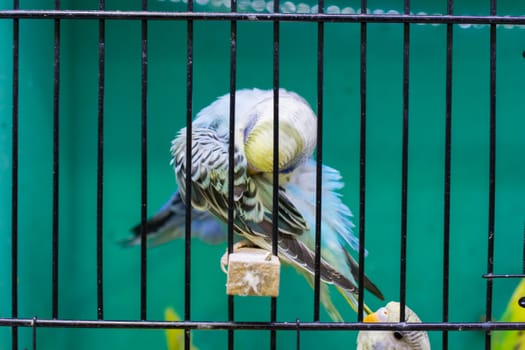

[171,127,260,222]
[170,126,356,291]
[170,126,308,236]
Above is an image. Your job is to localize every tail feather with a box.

[124,191,226,247]
[345,250,384,300]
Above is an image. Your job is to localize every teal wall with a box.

[1,0,524,349]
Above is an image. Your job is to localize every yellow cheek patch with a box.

[244,121,304,173]
[244,122,275,172]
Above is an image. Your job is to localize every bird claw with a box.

[220,240,257,273]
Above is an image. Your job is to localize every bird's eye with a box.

[393,332,403,340]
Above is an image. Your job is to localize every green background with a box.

[1,0,524,349]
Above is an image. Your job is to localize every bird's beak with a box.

[363,312,380,323]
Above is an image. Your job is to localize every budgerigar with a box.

[491,279,525,350]
[357,301,431,350]
[127,88,383,320]
[164,307,199,350]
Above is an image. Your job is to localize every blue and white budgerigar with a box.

[127,88,383,320]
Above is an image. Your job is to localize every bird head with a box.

[240,92,317,176]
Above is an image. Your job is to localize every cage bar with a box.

[523,224,525,274]
[2,3,525,350]
[51,0,61,321]
[96,0,106,322]
[357,0,367,322]
[2,10,525,24]
[313,0,324,324]
[139,0,149,322]
[399,0,410,323]
[271,0,280,347]
[184,0,194,347]
[32,317,37,350]
[295,319,300,349]
[10,0,20,348]
[442,0,454,349]
[485,0,497,349]
[1,317,525,331]
[227,0,237,348]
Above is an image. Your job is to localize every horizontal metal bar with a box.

[0,10,524,24]
[1,318,525,331]
[482,273,525,279]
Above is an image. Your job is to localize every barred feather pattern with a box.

[129,88,384,320]
[169,89,383,303]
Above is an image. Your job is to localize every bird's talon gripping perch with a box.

[220,251,229,274]
[220,240,260,274]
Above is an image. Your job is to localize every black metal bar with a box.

[485,0,497,348]
[96,0,105,321]
[140,0,149,322]
[483,273,525,279]
[442,1,453,349]
[271,0,279,347]
[399,0,410,323]
[1,318,525,331]
[296,319,301,350]
[1,10,525,23]
[271,0,279,259]
[52,0,61,321]
[357,0,367,321]
[11,0,19,348]
[522,223,525,274]
[32,317,37,350]
[184,0,194,348]
[313,0,323,323]
[227,0,237,347]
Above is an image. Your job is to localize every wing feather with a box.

[171,127,263,222]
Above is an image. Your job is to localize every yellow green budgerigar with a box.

[164,307,198,350]
[492,279,525,350]
[127,88,384,320]
[357,302,431,350]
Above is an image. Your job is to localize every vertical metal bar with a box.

[399,0,410,323]
[271,0,280,258]
[32,317,37,350]
[522,223,525,274]
[271,0,280,346]
[11,0,19,348]
[357,0,367,322]
[442,0,453,348]
[485,0,497,349]
[140,0,149,321]
[227,0,237,347]
[296,319,301,350]
[96,0,106,321]
[313,0,324,323]
[184,0,194,347]
[52,0,61,321]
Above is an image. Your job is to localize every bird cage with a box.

[1,0,525,349]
